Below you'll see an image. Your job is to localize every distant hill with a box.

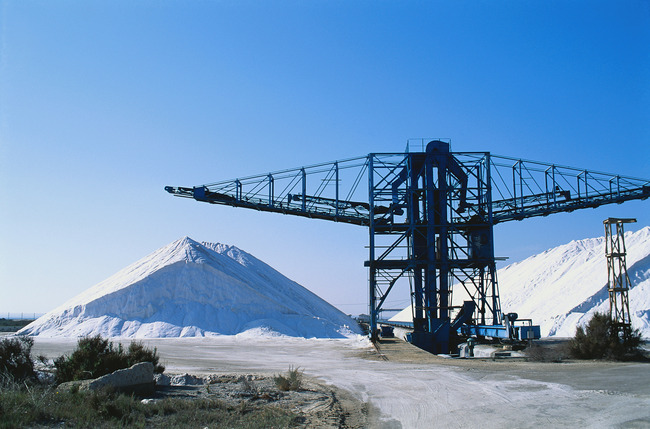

[18,237,360,338]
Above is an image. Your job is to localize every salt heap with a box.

[19,237,361,338]
[498,226,650,338]
[390,226,650,338]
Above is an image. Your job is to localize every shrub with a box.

[568,312,643,360]
[54,335,164,384]
[273,366,303,392]
[54,335,120,383]
[0,336,36,382]
[125,341,165,374]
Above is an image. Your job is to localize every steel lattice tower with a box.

[604,217,636,340]
[366,142,501,353]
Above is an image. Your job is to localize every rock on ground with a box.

[58,362,154,396]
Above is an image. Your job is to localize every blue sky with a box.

[1,0,649,317]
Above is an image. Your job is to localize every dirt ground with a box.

[370,337,650,396]
[150,373,389,429]
[28,336,650,428]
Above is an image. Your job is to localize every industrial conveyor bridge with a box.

[166,140,649,353]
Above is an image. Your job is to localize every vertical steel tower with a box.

[604,217,636,341]
[367,141,500,353]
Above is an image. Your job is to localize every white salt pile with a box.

[19,237,361,338]
[498,226,650,337]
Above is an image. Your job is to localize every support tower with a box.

[604,217,636,341]
[366,141,500,353]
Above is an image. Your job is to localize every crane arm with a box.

[165,155,379,226]
[166,150,650,225]
[486,155,650,223]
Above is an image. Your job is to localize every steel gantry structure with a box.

[166,140,650,353]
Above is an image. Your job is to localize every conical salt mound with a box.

[19,237,361,338]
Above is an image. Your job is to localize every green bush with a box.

[0,336,36,383]
[54,335,164,384]
[124,341,165,374]
[568,312,643,360]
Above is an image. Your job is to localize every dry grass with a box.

[273,366,303,392]
[0,384,297,429]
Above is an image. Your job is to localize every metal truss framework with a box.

[604,217,636,340]
[166,141,650,353]
[365,145,503,353]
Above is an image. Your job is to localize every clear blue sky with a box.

[1,0,649,317]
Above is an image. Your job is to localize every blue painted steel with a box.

[460,324,510,339]
[166,142,648,353]
[365,142,503,353]
[378,319,414,329]
[164,155,650,226]
[518,325,542,341]
[385,319,541,341]
[459,323,541,340]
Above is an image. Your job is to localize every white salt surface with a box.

[31,336,650,428]
[498,226,650,337]
[19,237,360,339]
[392,226,650,338]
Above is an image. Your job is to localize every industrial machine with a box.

[166,140,649,353]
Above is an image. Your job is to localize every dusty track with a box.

[370,337,650,395]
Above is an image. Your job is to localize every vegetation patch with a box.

[0,334,299,428]
[54,335,165,383]
[0,336,372,428]
[0,385,297,429]
[0,319,35,333]
[568,312,644,360]
[0,336,36,383]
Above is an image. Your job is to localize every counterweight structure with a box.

[166,141,650,353]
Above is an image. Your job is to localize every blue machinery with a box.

[166,141,649,353]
